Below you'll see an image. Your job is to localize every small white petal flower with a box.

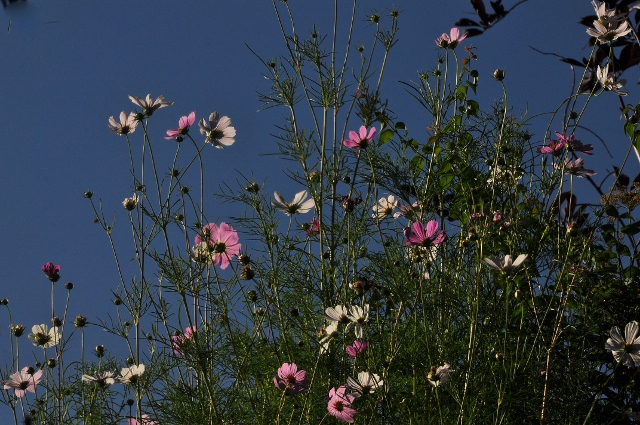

[128,94,173,116]
[586,18,632,43]
[325,305,350,324]
[28,324,60,348]
[597,64,628,96]
[119,364,145,385]
[82,372,115,388]
[481,254,527,273]
[199,112,236,148]
[606,321,640,367]
[428,363,453,387]
[271,190,315,215]
[346,371,384,397]
[372,195,398,219]
[319,322,339,354]
[108,111,138,135]
[346,305,369,339]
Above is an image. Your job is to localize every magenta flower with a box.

[171,326,196,355]
[2,366,43,397]
[554,158,597,178]
[403,220,446,247]
[42,262,60,283]
[435,27,468,49]
[165,111,196,140]
[305,218,320,236]
[273,362,309,395]
[194,222,241,269]
[128,415,158,425]
[346,340,369,358]
[327,386,358,423]
[343,125,377,150]
[537,132,593,156]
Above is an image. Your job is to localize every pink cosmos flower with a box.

[537,132,593,155]
[393,202,421,221]
[165,111,196,140]
[403,220,446,247]
[305,218,320,236]
[128,415,157,425]
[327,386,358,423]
[435,27,468,49]
[2,366,43,397]
[346,340,369,358]
[343,125,377,150]
[42,262,60,282]
[194,222,241,269]
[171,326,196,355]
[273,362,309,395]
[554,158,597,178]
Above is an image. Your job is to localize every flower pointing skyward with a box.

[372,195,398,219]
[273,362,309,395]
[128,415,158,425]
[171,326,196,355]
[108,112,138,135]
[343,125,376,150]
[129,94,173,116]
[28,324,60,348]
[404,220,446,247]
[271,190,315,215]
[327,386,358,423]
[435,27,467,49]
[2,366,43,397]
[165,111,196,140]
[597,64,628,96]
[606,321,640,367]
[199,112,236,148]
[42,262,60,282]
[119,364,145,385]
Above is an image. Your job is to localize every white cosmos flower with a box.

[346,304,369,339]
[606,321,640,367]
[325,305,350,324]
[199,112,236,148]
[596,64,628,96]
[372,195,398,219]
[82,371,116,388]
[28,324,60,348]
[119,364,145,385]
[271,190,315,215]
[481,254,527,273]
[428,363,453,387]
[586,18,632,43]
[319,322,339,354]
[108,111,138,135]
[346,371,384,397]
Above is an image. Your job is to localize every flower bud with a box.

[11,324,24,337]
[247,290,258,302]
[240,266,255,280]
[122,194,139,211]
[74,315,87,328]
[47,358,57,368]
[65,282,74,290]
[0,298,7,306]
[492,69,506,81]
[180,186,190,195]
[246,182,260,193]
[170,168,180,177]
[126,357,135,365]
[113,297,123,306]
[26,366,34,375]
[83,191,93,199]
[52,316,62,327]
[238,254,251,265]
[95,345,105,357]
[126,399,135,407]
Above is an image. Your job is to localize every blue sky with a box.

[0,1,629,362]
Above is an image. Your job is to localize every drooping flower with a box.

[372,195,398,219]
[554,158,597,178]
[41,262,61,282]
[346,340,369,358]
[194,222,241,270]
[127,415,158,425]
[108,112,138,135]
[404,220,446,247]
[346,371,384,397]
[199,112,236,148]
[481,254,528,273]
[435,27,468,49]
[271,190,315,215]
[606,321,640,367]
[171,326,196,355]
[597,64,628,96]
[2,366,43,397]
[428,363,453,387]
[304,218,320,236]
[327,386,358,423]
[346,304,369,339]
[165,111,196,140]
[273,362,309,395]
[128,94,173,117]
[28,324,60,348]
[325,305,351,324]
[122,194,139,211]
[592,0,623,27]
[343,125,377,150]
[119,364,145,385]
[319,322,339,354]
[586,3,631,45]
[81,371,116,388]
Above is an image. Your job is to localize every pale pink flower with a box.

[393,202,421,220]
[128,415,158,425]
[435,27,468,49]
[327,386,358,423]
[165,111,196,140]
[346,340,369,358]
[403,220,446,247]
[606,321,640,367]
[346,371,383,397]
[325,305,350,324]
[554,158,597,178]
[273,362,309,395]
[199,112,236,148]
[537,132,594,156]
[194,222,241,270]
[304,218,320,236]
[108,111,138,135]
[372,195,398,219]
[587,17,631,43]
[171,326,196,355]
[343,125,377,150]
[597,64,628,96]
[2,367,43,397]
[428,363,453,387]
[128,94,173,116]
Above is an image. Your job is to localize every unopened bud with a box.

[492,69,506,81]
